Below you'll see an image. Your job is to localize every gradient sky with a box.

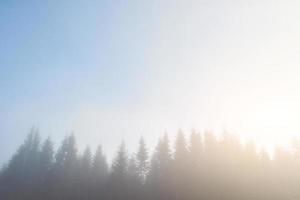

[2,0,300,164]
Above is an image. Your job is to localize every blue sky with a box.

[2,1,300,163]
[0,0,165,162]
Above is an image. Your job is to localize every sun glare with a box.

[223,95,300,154]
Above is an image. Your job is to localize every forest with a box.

[1,128,300,200]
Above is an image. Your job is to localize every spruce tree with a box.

[91,145,108,200]
[174,129,188,167]
[38,137,54,182]
[92,145,108,180]
[109,141,129,200]
[111,141,128,180]
[136,137,149,184]
[77,147,92,199]
[147,133,172,200]
[189,129,202,165]
[53,134,78,199]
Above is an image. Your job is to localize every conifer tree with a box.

[127,156,142,200]
[111,141,128,179]
[0,128,41,199]
[109,141,129,200]
[136,137,149,184]
[91,145,108,200]
[92,145,108,180]
[77,147,92,199]
[53,134,78,200]
[173,129,189,199]
[189,129,202,165]
[79,147,92,175]
[174,129,188,167]
[38,137,54,181]
[147,133,172,200]
[128,156,140,185]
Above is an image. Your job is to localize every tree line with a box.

[1,128,300,200]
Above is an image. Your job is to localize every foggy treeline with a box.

[1,128,300,200]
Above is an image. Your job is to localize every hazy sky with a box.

[2,0,300,163]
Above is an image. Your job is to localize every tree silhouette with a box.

[127,156,141,200]
[52,134,78,200]
[187,129,203,200]
[1,128,41,199]
[36,137,54,200]
[3,128,300,200]
[77,146,92,199]
[38,137,54,179]
[136,137,149,184]
[109,141,128,200]
[189,129,202,166]
[173,129,189,199]
[91,145,108,199]
[92,145,108,180]
[147,133,172,200]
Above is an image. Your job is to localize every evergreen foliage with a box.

[2,129,300,200]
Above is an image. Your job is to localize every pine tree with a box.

[91,145,108,200]
[111,141,128,180]
[79,147,92,175]
[54,134,78,172]
[1,128,41,199]
[203,130,218,155]
[136,137,149,184]
[77,146,92,199]
[187,130,203,200]
[174,129,188,167]
[109,141,129,200]
[173,129,189,199]
[92,145,108,180]
[127,156,141,200]
[38,137,54,182]
[128,156,139,184]
[53,134,78,200]
[36,137,54,200]
[189,129,202,165]
[147,133,172,200]
[157,133,172,171]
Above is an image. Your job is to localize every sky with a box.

[1,0,300,163]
